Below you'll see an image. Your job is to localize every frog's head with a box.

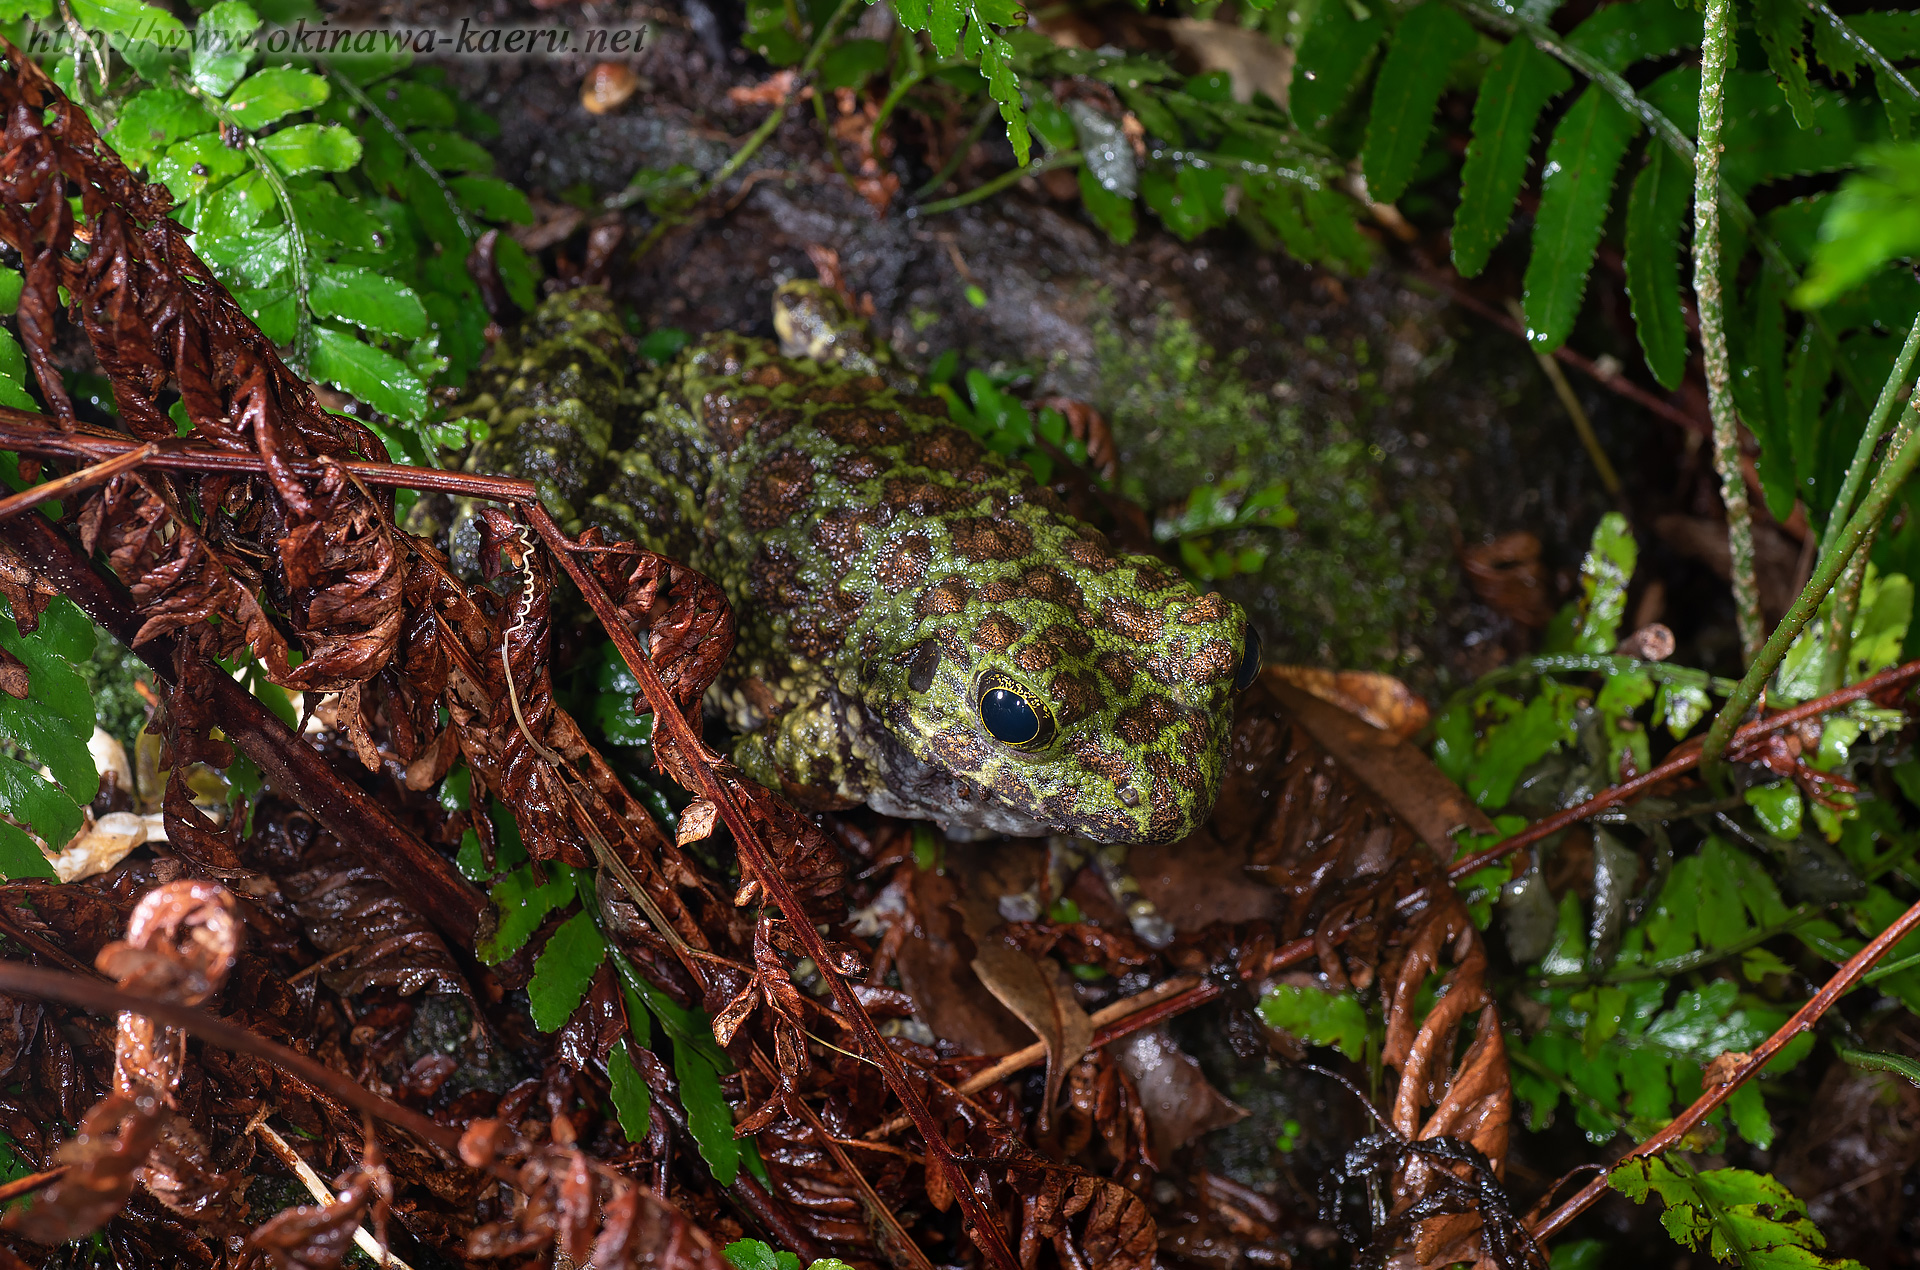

[860,538,1257,845]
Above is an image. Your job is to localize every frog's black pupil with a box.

[1234,626,1262,692]
[981,687,1042,745]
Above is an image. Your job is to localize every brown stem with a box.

[0,408,538,502]
[524,504,1023,1270]
[0,512,486,943]
[0,1167,65,1205]
[0,442,156,523]
[0,962,467,1159]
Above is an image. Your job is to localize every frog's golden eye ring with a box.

[1234,626,1263,693]
[977,670,1057,751]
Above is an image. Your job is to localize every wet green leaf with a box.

[190,0,258,97]
[310,325,429,420]
[256,123,362,176]
[0,595,98,802]
[407,130,495,174]
[1796,141,1920,308]
[1574,512,1636,653]
[606,1039,653,1142]
[1361,3,1477,205]
[725,1241,801,1270]
[478,861,581,963]
[1290,2,1385,139]
[309,265,427,339]
[448,175,533,225]
[528,907,607,1032]
[1611,1159,1866,1270]
[1746,782,1804,839]
[1522,87,1640,354]
[106,88,217,167]
[1623,143,1693,390]
[1753,0,1816,128]
[71,0,187,80]
[1258,982,1369,1060]
[227,67,330,130]
[1452,40,1572,279]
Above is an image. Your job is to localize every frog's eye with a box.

[977,670,1057,750]
[1234,626,1262,692]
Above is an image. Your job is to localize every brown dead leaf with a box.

[1165,18,1294,105]
[957,897,1093,1132]
[1267,664,1431,740]
[675,798,718,846]
[0,647,26,699]
[1112,1025,1246,1163]
[1268,673,1493,854]
[1701,1051,1749,1089]
[580,62,639,115]
[728,71,800,107]
[1460,532,1555,628]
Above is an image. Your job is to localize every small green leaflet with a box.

[724,1241,801,1270]
[1521,86,1640,353]
[1290,3,1385,139]
[308,265,428,340]
[607,1038,652,1142]
[226,67,330,131]
[1361,3,1478,205]
[310,326,429,421]
[1573,512,1635,654]
[1753,0,1818,129]
[1611,1159,1868,1270]
[1257,983,1369,1060]
[190,1,259,98]
[610,950,743,1186]
[105,89,216,167]
[255,123,363,177]
[70,0,187,80]
[408,130,496,174]
[528,907,608,1032]
[1452,40,1572,279]
[1622,143,1693,390]
[1561,0,1702,75]
[154,134,250,202]
[477,861,581,964]
[0,596,99,879]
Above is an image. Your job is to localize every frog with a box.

[439,285,1260,925]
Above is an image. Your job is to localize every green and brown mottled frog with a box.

[443,286,1259,850]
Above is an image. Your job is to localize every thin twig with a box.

[524,503,1023,1270]
[914,151,1083,217]
[1693,0,1764,665]
[252,1119,416,1270]
[325,68,477,245]
[0,442,156,524]
[0,1166,65,1206]
[1504,299,1623,501]
[865,973,1210,1138]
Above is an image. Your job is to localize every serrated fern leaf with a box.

[1522,86,1640,354]
[1452,39,1572,278]
[1737,262,1797,519]
[1361,4,1478,205]
[1290,2,1386,139]
[1612,1159,1869,1270]
[977,25,1031,166]
[1753,0,1818,128]
[1722,71,1872,194]
[1562,0,1703,73]
[1623,142,1692,390]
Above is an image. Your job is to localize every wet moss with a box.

[1098,312,1450,672]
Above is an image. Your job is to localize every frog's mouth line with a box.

[850,702,1149,844]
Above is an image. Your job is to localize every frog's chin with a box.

[858,720,1136,842]
[865,786,1055,840]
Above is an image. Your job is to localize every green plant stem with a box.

[1819,530,1873,695]
[913,99,998,199]
[1818,311,1920,563]
[1834,1045,1920,1086]
[325,68,476,244]
[1700,399,1920,770]
[812,88,856,186]
[241,136,314,368]
[1693,0,1764,667]
[914,150,1083,216]
[631,0,861,260]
